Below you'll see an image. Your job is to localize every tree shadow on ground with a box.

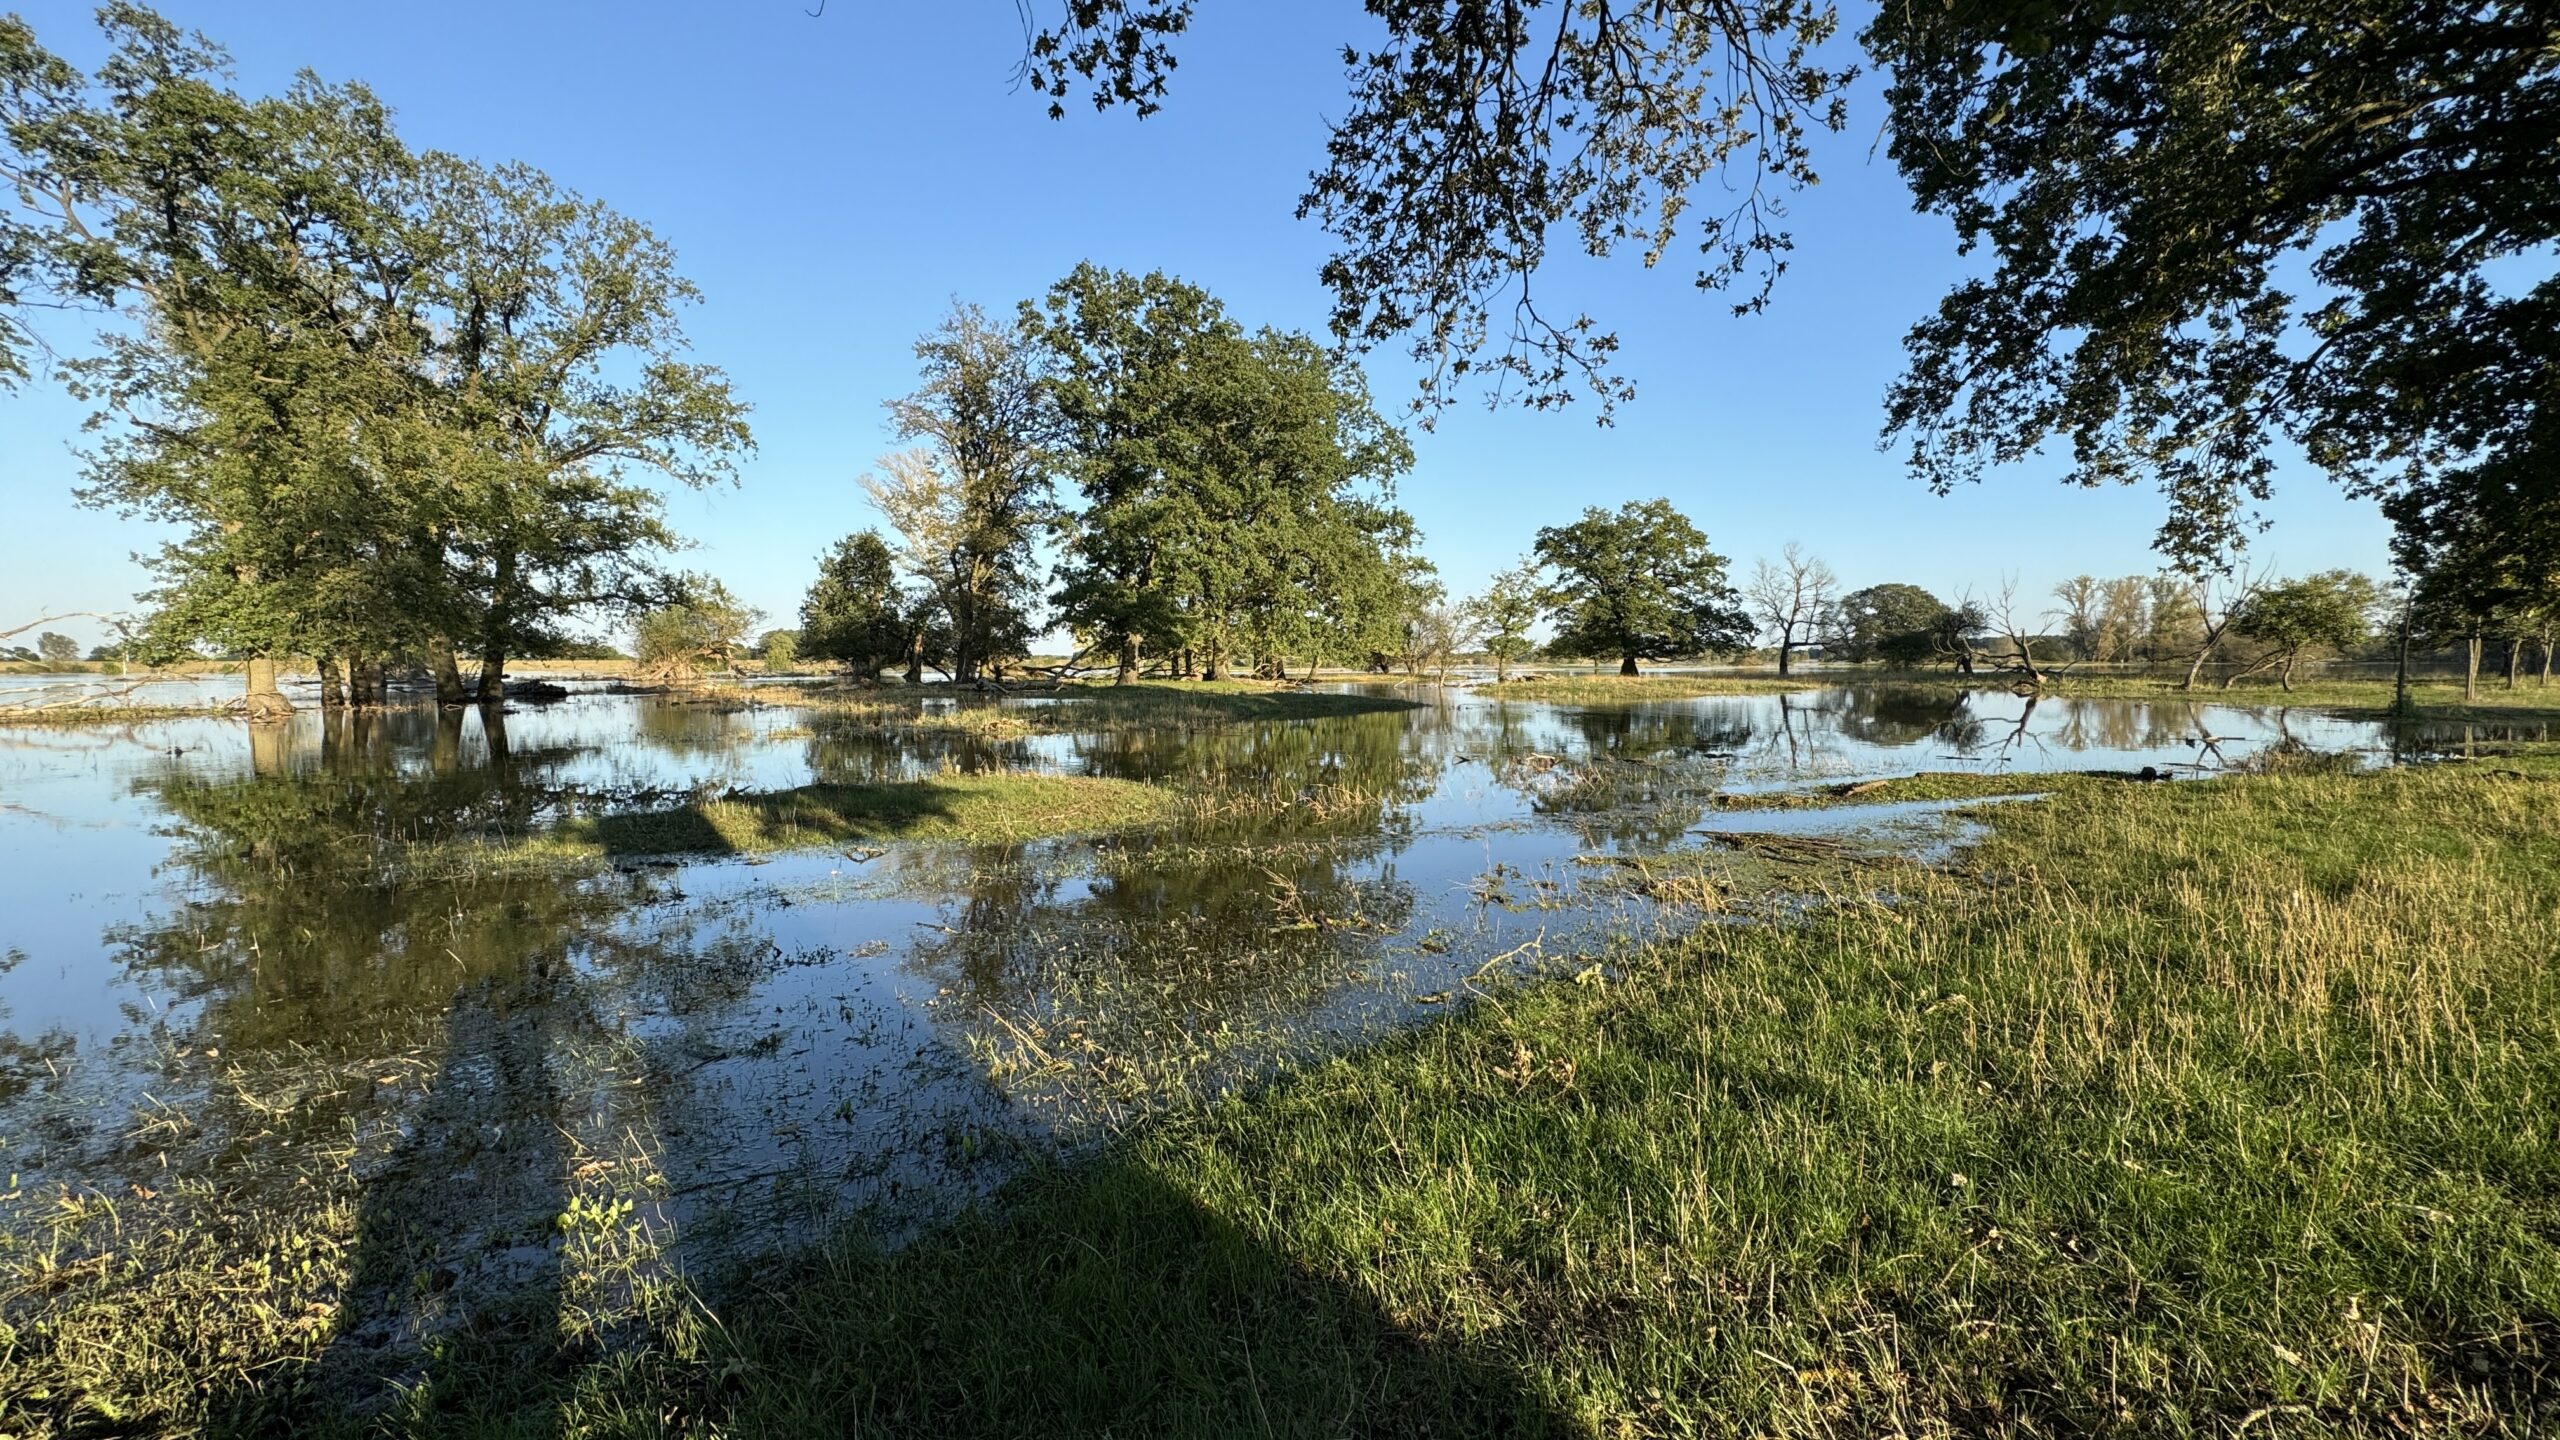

[356,1141,1572,1439]
[200,963,587,1439]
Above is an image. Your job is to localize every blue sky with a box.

[0,1,2395,652]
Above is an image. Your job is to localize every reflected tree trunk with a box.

[480,703,513,780]
[431,707,464,775]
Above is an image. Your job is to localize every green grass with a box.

[14,753,2560,1436]
[625,755,2555,1438]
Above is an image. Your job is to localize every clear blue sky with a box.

[0,1,2394,652]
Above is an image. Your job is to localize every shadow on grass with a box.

[260,1145,1568,1439]
[685,1154,1567,1438]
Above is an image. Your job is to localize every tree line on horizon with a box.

[5,6,2552,716]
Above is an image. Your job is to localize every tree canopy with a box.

[1534,499,1750,675]
[1031,263,1417,681]
[1010,1,2559,580]
[1833,583,1949,667]
[1,5,747,712]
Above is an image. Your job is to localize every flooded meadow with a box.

[0,678,2497,1411]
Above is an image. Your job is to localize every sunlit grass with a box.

[658,752,2560,1437]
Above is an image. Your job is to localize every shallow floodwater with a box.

[0,680,2480,1345]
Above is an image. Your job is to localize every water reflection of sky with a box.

[0,681,2502,1302]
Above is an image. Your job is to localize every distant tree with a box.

[1974,581,2051,688]
[2050,577,2102,661]
[36,631,76,664]
[1534,500,1751,676]
[799,532,917,682]
[1031,264,1414,682]
[1833,583,1949,667]
[2229,572,2379,690]
[2089,577,2150,664]
[758,628,800,674]
[1464,559,1545,681]
[631,578,760,681]
[1399,599,1479,683]
[863,301,1060,683]
[1744,543,1838,676]
[2144,576,2204,666]
[1929,599,1991,675]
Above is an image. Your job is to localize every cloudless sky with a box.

[0,1,2396,652]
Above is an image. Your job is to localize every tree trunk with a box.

[1776,639,1793,677]
[2465,632,2482,700]
[478,549,516,703]
[243,654,293,722]
[2542,633,2554,688]
[318,654,346,710]
[433,642,468,708]
[2394,610,2413,715]
[1619,654,1640,677]
[2279,653,2295,691]
[1117,634,1141,684]
[905,629,925,685]
[2506,636,2522,689]
[1202,647,1225,683]
[2182,643,2211,692]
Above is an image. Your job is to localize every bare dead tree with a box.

[1744,543,1838,677]
[1980,579,2051,690]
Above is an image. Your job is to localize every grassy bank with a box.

[642,753,2557,1438]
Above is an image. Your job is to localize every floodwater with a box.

[0,679,2496,1357]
